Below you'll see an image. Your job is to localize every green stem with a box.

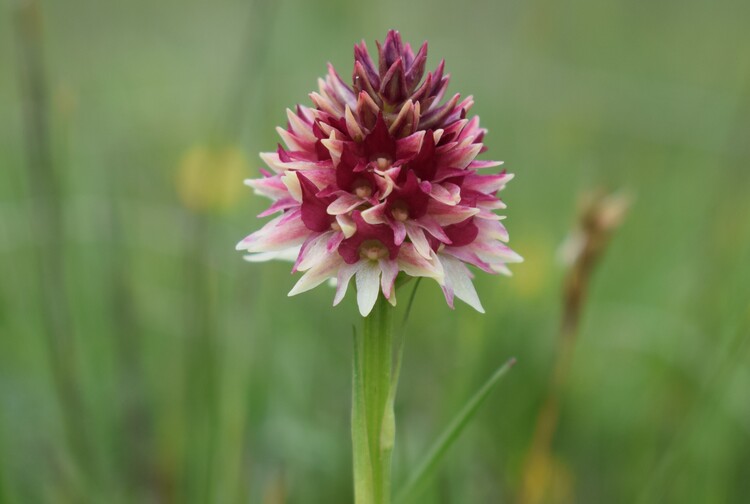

[353,295,395,504]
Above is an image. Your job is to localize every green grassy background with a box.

[1,0,749,502]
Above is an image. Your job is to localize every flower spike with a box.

[238,31,521,315]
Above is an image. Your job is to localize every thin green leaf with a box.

[390,278,422,398]
[400,278,422,328]
[394,357,517,504]
[381,279,423,501]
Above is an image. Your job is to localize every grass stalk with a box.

[12,0,92,494]
[182,212,219,503]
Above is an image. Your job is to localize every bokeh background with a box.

[2,0,749,502]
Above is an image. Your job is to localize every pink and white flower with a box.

[237,30,522,316]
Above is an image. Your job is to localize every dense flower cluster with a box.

[237,30,521,316]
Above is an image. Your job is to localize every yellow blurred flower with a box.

[176,144,247,213]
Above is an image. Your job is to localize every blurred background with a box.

[1,0,749,502]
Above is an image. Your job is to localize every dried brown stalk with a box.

[518,189,631,504]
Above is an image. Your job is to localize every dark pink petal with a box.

[420,93,460,130]
[388,170,429,219]
[439,119,468,145]
[335,142,366,191]
[377,30,404,75]
[354,41,380,86]
[390,220,407,245]
[432,168,469,183]
[338,211,399,264]
[363,113,396,160]
[337,237,361,264]
[327,63,355,105]
[394,130,425,162]
[439,144,481,170]
[379,58,407,103]
[406,130,437,181]
[357,91,381,130]
[345,105,365,142]
[416,215,452,244]
[428,59,446,96]
[389,100,418,138]
[402,42,415,67]
[286,108,317,142]
[295,168,337,190]
[277,144,292,162]
[410,72,433,104]
[444,218,479,247]
[353,61,382,106]
[298,173,334,232]
[405,41,428,91]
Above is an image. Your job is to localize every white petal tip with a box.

[358,306,372,317]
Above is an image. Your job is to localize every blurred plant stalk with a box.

[12,0,93,495]
[172,0,278,500]
[104,176,155,499]
[518,190,631,504]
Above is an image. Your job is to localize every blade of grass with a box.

[394,357,517,504]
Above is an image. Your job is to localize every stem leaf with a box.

[394,357,517,504]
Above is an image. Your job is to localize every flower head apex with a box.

[237,30,522,316]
